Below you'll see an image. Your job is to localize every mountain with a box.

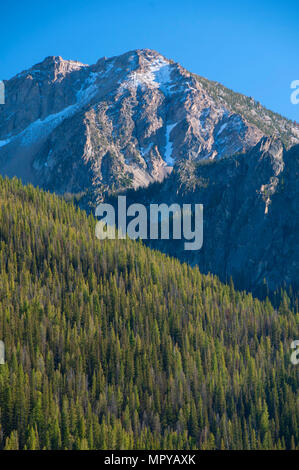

[0,49,298,295]
[0,49,298,200]
[0,176,298,450]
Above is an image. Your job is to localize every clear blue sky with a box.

[1,0,298,120]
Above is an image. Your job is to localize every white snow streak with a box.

[140,142,153,156]
[0,139,11,148]
[1,72,100,147]
[164,124,176,166]
[119,57,172,92]
[217,123,227,135]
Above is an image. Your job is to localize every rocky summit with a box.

[0,49,298,294]
[0,49,298,199]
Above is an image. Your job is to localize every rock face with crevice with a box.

[1,49,298,202]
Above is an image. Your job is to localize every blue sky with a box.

[1,0,298,120]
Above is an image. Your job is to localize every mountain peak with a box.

[36,55,87,68]
[1,48,299,197]
[34,55,88,78]
[11,55,88,82]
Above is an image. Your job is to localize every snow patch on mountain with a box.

[217,123,227,135]
[0,139,11,148]
[118,57,172,93]
[8,72,100,146]
[165,124,176,165]
[140,142,153,156]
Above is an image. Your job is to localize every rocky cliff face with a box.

[119,137,298,295]
[1,49,298,202]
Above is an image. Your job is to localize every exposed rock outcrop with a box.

[1,49,298,201]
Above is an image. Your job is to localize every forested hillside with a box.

[0,176,298,450]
